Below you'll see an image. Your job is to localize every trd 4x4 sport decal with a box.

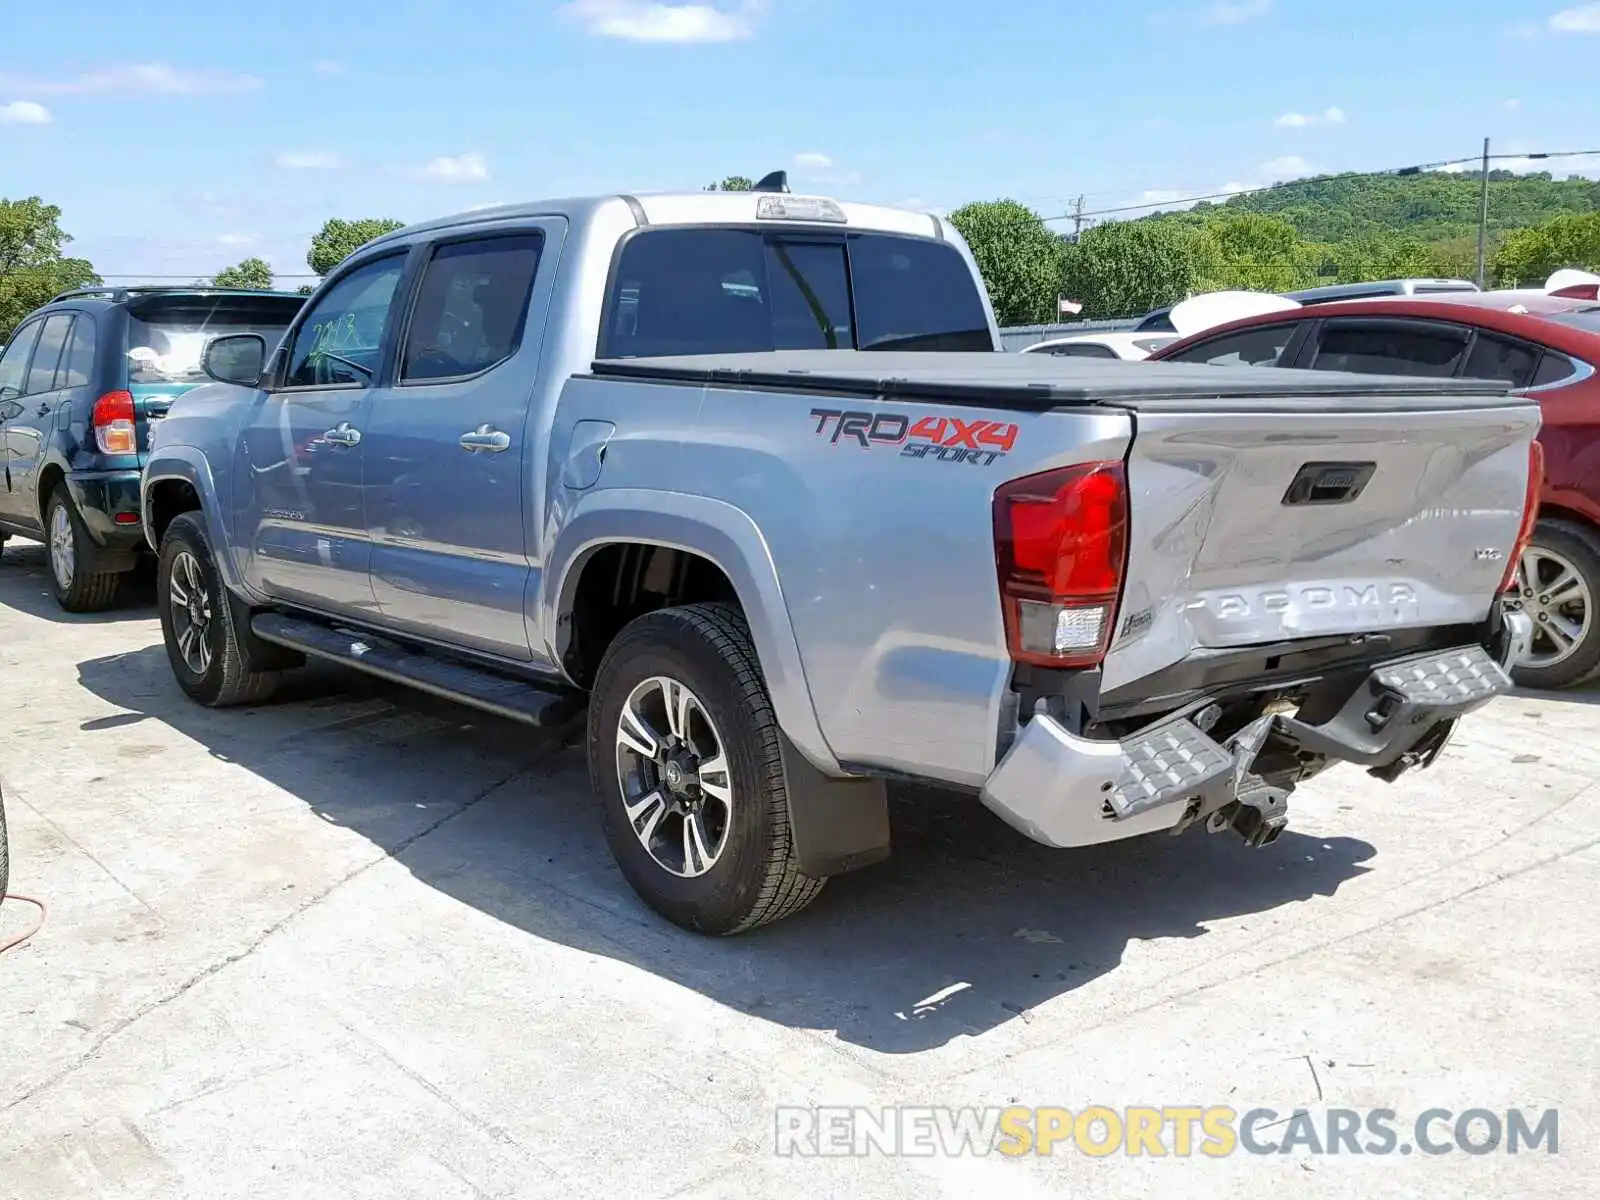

[809,408,1019,466]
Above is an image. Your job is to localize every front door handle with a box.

[460,424,511,454]
[323,422,361,447]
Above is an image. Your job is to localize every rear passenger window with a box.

[1462,332,1540,388]
[58,315,96,387]
[400,232,545,383]
[1169,323,1297,367]
[847,235,992,351]
[1531,350,1580,389]
[1311,323,1468,377]
[25,314,73,395]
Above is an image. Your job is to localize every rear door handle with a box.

[323,422,361,447]
[36,404,50,418]
[460,424,511,454]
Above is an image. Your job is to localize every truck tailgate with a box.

[1100,395,1539,694]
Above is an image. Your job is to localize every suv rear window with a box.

[599,229,993,358]
[125,296,304,386]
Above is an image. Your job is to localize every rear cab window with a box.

[125,294,305,388]
[599,227,994,357]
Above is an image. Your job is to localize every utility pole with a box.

[1475,137,1491,288]
[1070,194,1085,239]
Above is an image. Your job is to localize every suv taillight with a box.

[1500,440,1545,594]
[93,391,137,455]
[993,461,1129,668]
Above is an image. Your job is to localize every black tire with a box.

[586,602,826,935]
[1510,518,1600,691]
[156,512,282,707]
[45,486,122,613]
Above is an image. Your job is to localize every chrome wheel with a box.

[48,502,75,592]
[1507,545,1593,669]
[166,550,215,676]
[614,675,733,879]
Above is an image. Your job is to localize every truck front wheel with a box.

[587,602,826,935]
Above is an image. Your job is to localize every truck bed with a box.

[589,349,1519,412]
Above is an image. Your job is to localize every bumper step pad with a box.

[1372,646,1510,708]
[1105,718,1233,820]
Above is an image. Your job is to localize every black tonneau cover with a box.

[589,350,1520,413]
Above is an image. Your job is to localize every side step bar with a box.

[251,613,584,729]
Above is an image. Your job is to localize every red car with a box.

[1150,292,1600,690]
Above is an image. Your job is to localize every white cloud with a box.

[1504,97,1523,111]
[0,100,51,124]
[217,233,256,246]
[559,0,765,41]
[787,150,862,188]
[1200,0,1271,24]
[313,60,345,76]
[1259,155,1315,179]
[421,151,491,183]
[274,151,343,170]
[0,62,261,95]
[1274,105,1345,128]
[1550,3,1600,32]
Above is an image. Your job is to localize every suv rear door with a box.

[0,315,72,527]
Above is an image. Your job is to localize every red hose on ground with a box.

[0,895,46,957]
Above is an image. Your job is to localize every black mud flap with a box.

[778,732,891,878]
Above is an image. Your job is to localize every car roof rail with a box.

[48,284,306,304]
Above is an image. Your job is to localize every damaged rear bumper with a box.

[980,611,1533,850]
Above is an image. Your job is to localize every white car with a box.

[1018,331,1178,360]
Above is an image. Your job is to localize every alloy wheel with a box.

[48,503,75,592]
[614,675,733,879]
[167,551,215,676]
[1507,545,1593,669]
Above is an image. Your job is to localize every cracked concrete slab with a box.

[1,537,1597,1198]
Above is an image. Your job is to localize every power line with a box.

[1041,148,1600,226]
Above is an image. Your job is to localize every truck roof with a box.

[363,190,949,249]
[590,349,1516,412]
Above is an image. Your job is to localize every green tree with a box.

[704,176,754,192]
[1492,212,1600,287]
[1192,212,1319,293]
[0,197,101,341]
[213,256,274,289]
[947,200,1064,325]
[1063,217,1204,319]
[1324,230,1437,284]
[306,217,405,277]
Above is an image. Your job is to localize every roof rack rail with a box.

[47,284,308,305]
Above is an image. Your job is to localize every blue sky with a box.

[3,0,1599,286]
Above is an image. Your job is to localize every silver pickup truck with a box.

[140,183,1541,935]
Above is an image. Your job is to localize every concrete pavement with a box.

[1,535,1596,1198]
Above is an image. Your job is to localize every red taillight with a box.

[92,390,137,455]
[993,461,1129,668]
[1499,440,1545,594]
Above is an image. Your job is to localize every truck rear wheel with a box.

[1509,518,1600,691]
[157,513,283,707]
[586,602,826,935]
